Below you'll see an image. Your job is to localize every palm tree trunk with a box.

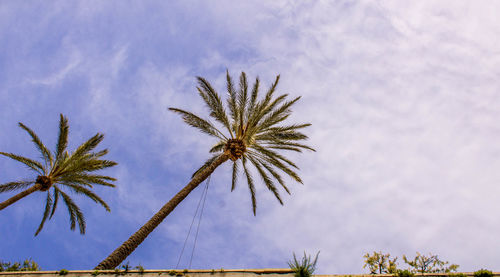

[0,183,42,211]
[95,152,230,270]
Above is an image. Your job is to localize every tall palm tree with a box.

[0,114,117,235]
[95,71,314,269]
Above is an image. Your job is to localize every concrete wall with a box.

[0,269,294,277]
[2,270,500,277]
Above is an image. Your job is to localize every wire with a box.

[189,176,210,268]
[175,176,211,269]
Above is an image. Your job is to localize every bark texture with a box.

[0,183,42,211]
[95,152,230,270]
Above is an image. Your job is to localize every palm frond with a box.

[248,149,302,184]
[245,94,289,140]
[59,173,116,188]
[247,77,260,120]
[266,145,302,152]
[231,161,238,191]
[264,123,312,133]
[0,180,34,193]
[258,159,290,194]
[258,96,301,131]
[192,155,219,179]
[256,130,309,142]
[250,75,280,123]
[65,159,117,173]
[57,133,104,172]
[237,72,248,132]
[49,188,59,219]
[264,141,316,152]
[55,114,69,164]
[65,183,111,212]
[226,70,238,126]
[58,188,86,234]
[18,122,53,167]
[252,144,299,169]
[169,108,226,140]
[209,141,226,153]
[34,192,52,236]
[247,155,283,205]
[74,133,105,157]
[0,152,45,174]
[197,77,233,137]
[241,156,257,215]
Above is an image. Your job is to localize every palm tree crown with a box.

[170,71,314,214]
[0,114,117,235]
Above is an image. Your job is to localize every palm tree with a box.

[0,114,117,235]
[95,71,314,269]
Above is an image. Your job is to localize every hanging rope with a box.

[175,176,211,269]
[188,175,210,268]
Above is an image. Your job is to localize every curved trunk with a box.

[0,183,42,211]
[95,152,230,270]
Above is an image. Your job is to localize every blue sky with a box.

[1,1,500,274]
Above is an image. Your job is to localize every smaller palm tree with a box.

[0,114,117,235]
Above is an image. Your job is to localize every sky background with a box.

[1,0,500,274]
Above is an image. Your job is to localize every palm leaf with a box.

[0,152,45,174]
[237,72,248,131]
[58,188,86,234]
[18,122,53,167]
[55,114,69,164]
[248,149,302,184]
[247,155,283,205]
[209,141,226,153]
[231,161,238,191]
[265,141,316,152]
[241,156,257,215]
[34,192,53,236]
[57,133,104,172]
[258,96,301,130]
[226,70,238,126]
[258,159,290,194]
[197,77,233,137]
[49,188,59,219]
[65,183,111,212]
[0,180,34,193]
[261,123,311,133]
[169,108,226,140]
[192,155,219,179]
[252,144,299,169]
[246,77,260,120]
[250,75,280,123]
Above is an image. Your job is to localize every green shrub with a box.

[395,269,415,277]
[92,270,100,276]
[169,271,177,276]
[474,269,493,277]
[287,251,320,277]
[134,265,145,274]
[0,259,41,272]
[448,273,467,277]
[58,269,69,275]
